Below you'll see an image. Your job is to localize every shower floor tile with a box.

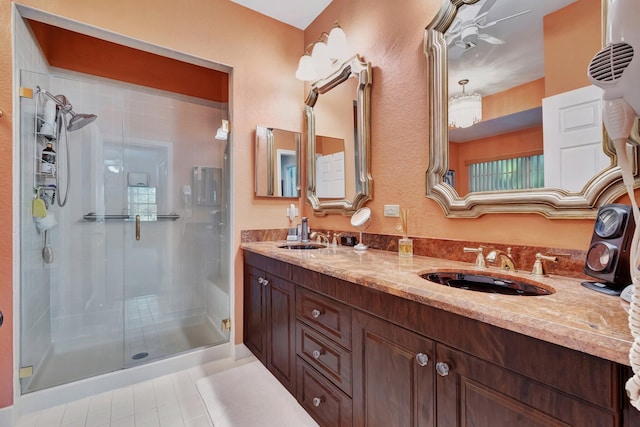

[15,356,257,427]
[24,321,226,393]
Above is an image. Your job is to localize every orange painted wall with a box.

[0,0,13,411]
[544,0,602,97]
[302,0,616,253]
[482,79,544,121]
[450,127,544,195]
[0,0,626,411]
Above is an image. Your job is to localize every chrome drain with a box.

[132,352,149,360]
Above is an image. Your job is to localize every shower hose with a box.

[54,112,70,207]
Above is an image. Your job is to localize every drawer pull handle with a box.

[311,309,321,318]
[312,397,323,407]
[436,362,450,377]
[312,349,323,359]
[415,353,429,367]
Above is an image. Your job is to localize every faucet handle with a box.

[531,253,558,276]
[464,247,486,268]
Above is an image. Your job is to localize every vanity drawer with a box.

[297,358,353,427]
[297,322,352,396]
[296,287,351,349]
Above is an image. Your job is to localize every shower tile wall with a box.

[17,12,230,392]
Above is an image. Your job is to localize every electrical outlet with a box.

[384,204,400,217]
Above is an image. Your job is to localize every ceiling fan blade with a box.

[446,17,463,39]
[478,9,531,29]
[476,0,498,17]
[477,33,505,44]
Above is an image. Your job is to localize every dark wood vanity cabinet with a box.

[352,310,436,427]
[243,256,296,394]
[243,251,634,426]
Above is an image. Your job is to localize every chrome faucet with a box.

[300,217,310,242]
[310,231,330,243]
[486,248,516,271]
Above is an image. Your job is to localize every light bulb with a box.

[327,26,351,62]
[295,54,317,81]
[311,41,331,76]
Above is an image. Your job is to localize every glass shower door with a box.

[19,70,230,393]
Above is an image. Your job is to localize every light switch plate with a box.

[384,204,400,217]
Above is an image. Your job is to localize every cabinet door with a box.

[243,264,267,363]
[266,275,296,394]
[436,344,619,427]
[352,310,435,427]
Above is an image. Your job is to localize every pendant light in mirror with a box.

[448,79,482,129]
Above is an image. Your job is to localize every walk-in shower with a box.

[19,70,231,395]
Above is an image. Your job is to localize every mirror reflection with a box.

[254,126,300,198]
[447,0,608,196]
[306,55,372,215]
[425,0,634,218]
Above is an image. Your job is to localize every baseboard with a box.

[232,343,252,360]
[0,404,13,427]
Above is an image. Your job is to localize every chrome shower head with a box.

[67,111,97,131]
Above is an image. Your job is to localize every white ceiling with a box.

[230,0,332,30]
[447,0,577,97]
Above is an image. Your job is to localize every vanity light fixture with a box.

[295,22,353,82]
[448,79,482,128]
[215,119,229,140]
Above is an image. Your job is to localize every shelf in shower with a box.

[83,213,180,221]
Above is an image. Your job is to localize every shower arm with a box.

[38,87,72,114]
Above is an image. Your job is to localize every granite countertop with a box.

[241,240,634,365]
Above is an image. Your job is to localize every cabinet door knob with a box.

[258,277,269,286]
[312,397,323,407]
[436,362,450,377]
[312,349,323,359]
[415,353,429,367]
[311,309,321,318]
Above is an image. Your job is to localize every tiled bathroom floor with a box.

[15,356,256,427]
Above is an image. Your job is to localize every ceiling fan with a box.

[446,5,531,53]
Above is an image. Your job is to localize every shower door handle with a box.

[135,215,140,241]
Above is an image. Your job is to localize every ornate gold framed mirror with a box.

[305,55,373,215]
[425,0,637,218]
